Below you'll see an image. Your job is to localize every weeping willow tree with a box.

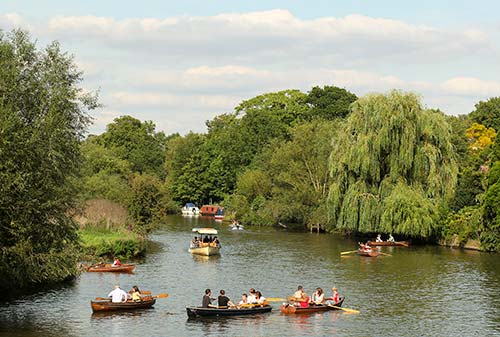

[328,91,458,237]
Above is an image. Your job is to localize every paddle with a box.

[266,298,287,302]
[153,293,169,299]
[340,250,358,255]
[378,252,392,257]
[327,304,360,314]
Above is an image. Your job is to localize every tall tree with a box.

[306,85,357,120]
[328,91,457,237]
[0,30,98,290]
[469,97,500,132]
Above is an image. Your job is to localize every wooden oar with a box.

[153,293,169,299]
[340,250,358,255]
[327,304,360,314]
[266,298,286,302]
[378,252,392,256]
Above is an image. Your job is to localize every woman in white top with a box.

[255,291,266,305]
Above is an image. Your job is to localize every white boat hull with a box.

[189,246,220,256]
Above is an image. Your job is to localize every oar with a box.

[94,297,111,301]
[153,293,169,299]
[327,304,360,314]
[266,298,286,302]
[378,252,392,256]
[340,250,358,255]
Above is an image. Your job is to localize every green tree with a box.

[0,30,98,290]
[328,91,457,237]
[469,97,500,132]
[306,85,357,120]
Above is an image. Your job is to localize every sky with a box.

[1,1,499,135]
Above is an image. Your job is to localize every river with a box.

[1,215,499,336]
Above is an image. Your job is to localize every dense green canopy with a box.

[328,91,458,237]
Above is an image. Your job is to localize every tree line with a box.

[2,30,500,291]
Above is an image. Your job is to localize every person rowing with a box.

[387,234,395,242]
[290,286,308,307]
[310,287,325,305]
[217,289,235,308]
[376,234,383,242]
[326,287,340,305]
[202,288,217,308]
[358,242,372,252]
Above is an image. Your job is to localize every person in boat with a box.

[247,288,257,303]
[112,257,121,267]
[191,236,199,248]
[213,237,221,248]
[326,287,340,305]
[388,234,395,242]
[310,287,325,305]
[202,288,217,308]
[358,242,372,252]
[217,289,235,308]
[237,293,248,308]
[376,234,383,242]
[291,286,308,307]
[108,285,128,303]
[129,285,142,302]
[255,291,267,305]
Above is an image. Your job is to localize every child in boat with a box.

[255,291,267,305]
[326,287,340,305]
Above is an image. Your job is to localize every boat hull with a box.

[280,298,344,314]
[186,305,272,318]
[366,240,410,247]
[189,246,220,256]
[91,298,156,312]
[357,250,379,257]
[86,264,136,273]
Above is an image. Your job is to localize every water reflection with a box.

[191,254,221,264]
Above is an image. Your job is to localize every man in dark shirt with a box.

[217,289,235,308]
[202,288,215,308]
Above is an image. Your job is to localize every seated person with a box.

[310,287,325,305]
[202,289,217,308]
[217,289,235,308]
[247,288,257,303]
[108,285,127,303]
[237,293,248,308]
[129,285,142,302]
[376,234,383,242]
[112,257,121,267]
[326,287,340,305]
[255,291,267,305]
[388,234,395,242]
[191,236,199,248]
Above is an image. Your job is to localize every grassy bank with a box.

[79,227,146,259]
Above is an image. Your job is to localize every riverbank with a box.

[78,227,146,259]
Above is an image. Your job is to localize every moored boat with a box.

[86,263,136,273]
[91,298,156,312]
[186,305,272,318]
[182,203,200,215]
[189,228,221,256]
[366,240,410,247]
[200,205,223,216]
[214,207,225,221]
[280,298,344,314]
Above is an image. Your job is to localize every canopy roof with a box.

[192,228,218,235]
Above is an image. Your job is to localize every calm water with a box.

[1,215,500,337]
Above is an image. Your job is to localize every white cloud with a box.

[441,77,500,97]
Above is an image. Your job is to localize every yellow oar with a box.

[266,298,287,302]
[340,250,358,255]
[153,293,169,299]
[327,304,360,314]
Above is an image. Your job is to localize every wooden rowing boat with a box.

[91,298,156,312]
[357,250,379,257]
[280,298,345,314]
[86,263,136,273]
[186,305,272,317]
[366,240,410,247]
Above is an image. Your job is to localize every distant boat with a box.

[182,203,200,215]
[189,228,221,256]
[214,207,225,221]
[86,263,136,273]
[91,298,156,312]
[230,222,244,231]
[200,205,223,216]
[366,240,410,247]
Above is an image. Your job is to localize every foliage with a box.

[480,161,500,251]
[306,85,357,120]
[465,122,496,152]
[328,91,458,237]
[441,206,481,246]
[79,227,145,258]
[0,30,98,290]
[469,97,500,133]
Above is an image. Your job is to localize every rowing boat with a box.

[186,305,272,317]
[280,298,344,314]
[86,263,136,273]
[357,250,379,257]
[91,298,156,312]
[366,240,410,247]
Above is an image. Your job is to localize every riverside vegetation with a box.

[1,29,500,292]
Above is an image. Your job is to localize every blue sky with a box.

[1,1,499,135]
